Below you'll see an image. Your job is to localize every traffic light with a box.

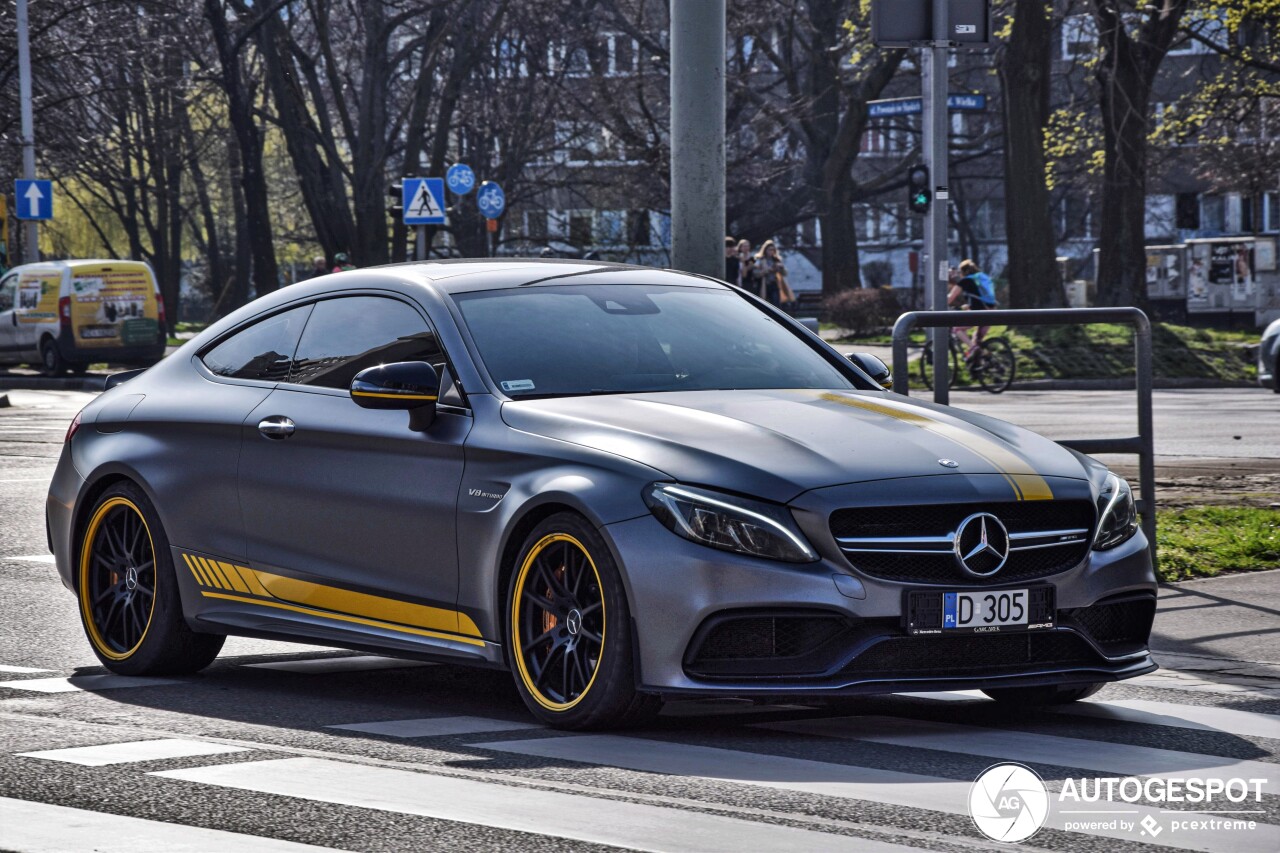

[907,165,930,214]
[387,179,405,219]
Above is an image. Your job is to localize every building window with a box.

[525,210,548,243]
[1062,195,1093,240]
[1061,15,1096,59]
[569,211,594,247]
[628,210,651,246]
[607,34,637,75]
[1201,195,1226,232]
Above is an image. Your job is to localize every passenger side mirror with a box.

[351,361,440,430]
[847,353,892,390]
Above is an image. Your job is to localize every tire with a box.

[77,481,224,675]
[40,338,66,377]
[974,337,1016,394]
[982,682,1105,706]
[506,512,659,729]
[919,339,959,391]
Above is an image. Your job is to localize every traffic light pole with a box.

[922,0,951,404]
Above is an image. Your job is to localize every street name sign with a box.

[15,179,52,220]
[868,94,987,117]
[403,178,447,225]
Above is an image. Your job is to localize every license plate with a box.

[906,587,1054,635]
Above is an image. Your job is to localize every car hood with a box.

[500,388,1088,503]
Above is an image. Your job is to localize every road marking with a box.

[0,477,50,482]
[153,756,917,853]
[0,796,340,852]
[0,674,184,693]
[327,715,540,738]
[910,690,1280,740]
[476,734,1280,853]
[3,555,55,563]
[240,655,436,674]
[19,738,249,766]
[0,664,53,673]
[760,715,1279,794]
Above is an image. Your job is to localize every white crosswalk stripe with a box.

[0,674,184,693]
[152,756,923,853]
[18,739,249,766]
[0,664,52,674]
[910,691,1280,739]
[760,715,1280,794]
[476,733,1280,853]
[0,796,340,852]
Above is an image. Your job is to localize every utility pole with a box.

[923,0,951,403]
[669,0,725,280]
[16,0,40,263]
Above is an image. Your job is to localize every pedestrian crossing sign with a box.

[402,178,447,225]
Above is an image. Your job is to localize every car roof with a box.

[374,258,729,294]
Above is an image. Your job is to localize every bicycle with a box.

[918,329,1017,394]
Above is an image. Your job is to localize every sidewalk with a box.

[1148,569,1280,694]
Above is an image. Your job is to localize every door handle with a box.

[257,416,295,439]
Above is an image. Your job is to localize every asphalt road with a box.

[0,389,1277,852]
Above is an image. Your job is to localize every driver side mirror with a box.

[847,353,892,390]
[351,361,440,430]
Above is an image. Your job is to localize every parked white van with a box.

[0,259,167,375]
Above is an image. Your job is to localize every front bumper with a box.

[607,509,1156,698]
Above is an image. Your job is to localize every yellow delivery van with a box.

[0,259,167,375]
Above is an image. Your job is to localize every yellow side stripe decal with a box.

[819,393,1054,501]
[199,591,486,647]
[179,551,483,642]
[350,390,438,401]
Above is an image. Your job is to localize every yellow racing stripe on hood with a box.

[819,393,1053,501]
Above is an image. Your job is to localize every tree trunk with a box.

[1001,0,1063,308]
[819,185,860,292]
[1093,46,1150,309]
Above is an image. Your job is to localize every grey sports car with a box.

[47,260,1155,729]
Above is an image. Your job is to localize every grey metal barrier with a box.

[890,308,1155,565]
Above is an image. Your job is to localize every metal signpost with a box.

[16,0,41,262]
[873,0,990,404]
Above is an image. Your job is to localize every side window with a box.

[201,305,312,381]
[0,275,16,312]
[288,296,444,390]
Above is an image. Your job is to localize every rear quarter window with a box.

[201,305,313,381]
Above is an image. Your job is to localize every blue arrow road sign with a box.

[403,178,447,225]
[867,94,987,118]
[477,181,506,219]
[15,180,52,221]
[446,163,476,195]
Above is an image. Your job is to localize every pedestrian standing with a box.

[754,240,784,306]
[734,239,753,288]
[724,237,739,285]
[308,256,328,279]
[332,253,355,273]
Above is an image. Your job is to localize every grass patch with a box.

[1156,506,1280,582]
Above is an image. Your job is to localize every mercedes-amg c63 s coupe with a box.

[47,260,1154,728]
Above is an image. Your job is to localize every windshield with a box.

[453,283,854,398]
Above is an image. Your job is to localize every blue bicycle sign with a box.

[446,163,476,195]
[477,181,506,219]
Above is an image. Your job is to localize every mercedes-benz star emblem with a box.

[953,512,1010,577]
[565,609,582,636]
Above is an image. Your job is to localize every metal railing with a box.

[890,308,1155,564]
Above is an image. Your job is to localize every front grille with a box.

[840,631,1104,678]
[684,611,855,678]
[831,500,1095,585]
[1064,596,1156,650]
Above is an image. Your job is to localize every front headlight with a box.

[643,483,819,563]
[1093,473,1139,550]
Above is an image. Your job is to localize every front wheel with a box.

[77,481,224,674]
[507,513,659,729]
[919,339,959,390]
[982,682,1105,706]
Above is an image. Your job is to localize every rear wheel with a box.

[507,513,659,729]
[982,682,1105,705]
[77,481,224,674]
[40,338,66,377]
[973,336,1016,394]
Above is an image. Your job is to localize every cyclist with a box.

[948,259,996,360]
